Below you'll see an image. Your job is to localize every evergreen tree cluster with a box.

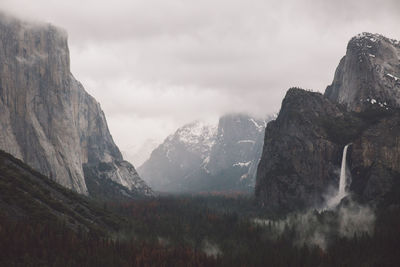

[1,196,400,266]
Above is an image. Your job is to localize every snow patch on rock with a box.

[233,161,252,168]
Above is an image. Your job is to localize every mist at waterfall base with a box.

[254,144,375,250]
[326,143,352,209]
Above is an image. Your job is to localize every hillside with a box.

[0,149,125,233]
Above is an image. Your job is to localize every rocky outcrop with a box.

[325,33,400,112]
[0,13,151,196]
[350,112,400,204]
[256,89,346,212]
[256,33,400,213]
[139,114,269,193]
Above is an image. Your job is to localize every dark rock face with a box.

[0,13,151,196]
[256,89,345,212]
[256,33,400,213]
[139,114,269,193]
[350,113,400,204]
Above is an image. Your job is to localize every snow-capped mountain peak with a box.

[139,113,274,193]
[175,121,217,148]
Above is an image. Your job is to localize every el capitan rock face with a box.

[0,13,151,196]
[256,33,400,213]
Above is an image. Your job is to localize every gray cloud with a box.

[1,0,399,165]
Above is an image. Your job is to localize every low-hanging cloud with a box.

[254,198,376,250]
[1,0,399,163]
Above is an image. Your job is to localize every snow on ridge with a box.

[238,140,255,144]
[250,118,264,132]
[201,156,211,174]
[352,32,400,47]
[365,98,390,110]
[158,120,218,162]
[386,73,400,82]
[353,32,379,43]
[240,174,249,181]
[176,121,217,147]
[202,156,210,165]
[233,161,252,168]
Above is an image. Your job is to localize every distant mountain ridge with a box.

[0,13,152,197]
[139,114,273,193]
[122,139,160,167]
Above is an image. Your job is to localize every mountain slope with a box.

[139,121,217,192]
[0,13,151,197]
[256,33,400,213]
[139,114,270,193]
[0,149,125,233]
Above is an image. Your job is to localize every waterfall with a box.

[338,143,351,199]
[326,143,352,209]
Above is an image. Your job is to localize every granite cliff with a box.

[0,13,151,197]
[325,33,400,111]
[256,33,400,213]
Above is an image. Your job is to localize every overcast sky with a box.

[1,0,400,165]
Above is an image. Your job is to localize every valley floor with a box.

[1,194,400,266]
